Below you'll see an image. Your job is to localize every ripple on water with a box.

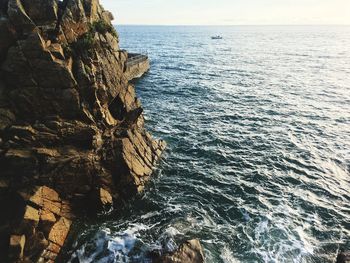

[64,26,350,263]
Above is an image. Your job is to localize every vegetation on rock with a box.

[0,0,165,262]
[92,19,118,38]
[71,30,96,55]
[67,19,118,57]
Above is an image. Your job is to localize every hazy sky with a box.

[100,0,350,25]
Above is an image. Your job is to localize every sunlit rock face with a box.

[0,0,165,261]
[156,239,206,263]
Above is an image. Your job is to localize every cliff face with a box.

[0,0,165,262]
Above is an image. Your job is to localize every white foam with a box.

[164,226,181,236]
[141,211,160,219]
[220,246,240,263]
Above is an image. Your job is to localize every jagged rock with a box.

[60,0,90,43]
[158,239,206,263]
[337,252,350,263]
[0,108,15,130]
[24,231,49,260]
[40,210,56,224]
[88,187,113,213]
[101,10,114,23]
[48,43,65,60]
[8,235,26,261]
[4,149,38,177]
[29,186,62,216]
[7,0,36,33]
[40,210,56,237]
[0,0,165,261]
[21,0,58,25]
[99,188,112,207]
[0,18,15,61]
[84,0,100,22]
[23,206,40,224]
[0,0,8,14]
[13,205,39,239]
[48,217,71,247]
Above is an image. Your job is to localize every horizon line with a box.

[114,23,350,27]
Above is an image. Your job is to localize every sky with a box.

[100,0,350,25]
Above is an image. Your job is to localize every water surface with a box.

[67,26,350,263]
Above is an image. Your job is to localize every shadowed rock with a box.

[0,0,165,261]
[337,252,350,263]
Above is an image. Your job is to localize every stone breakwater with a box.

[0,0,166,262]
[125,53,150,81]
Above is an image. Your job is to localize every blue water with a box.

[67,26,350,263]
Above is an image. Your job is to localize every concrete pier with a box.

[125,53,150,81]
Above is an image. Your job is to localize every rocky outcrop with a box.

[337,252,350,263]
[157,239,206,263]
[0,0,165,262]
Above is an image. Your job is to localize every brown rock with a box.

[159,239,205,263]
[60,0,90,43]
[337,252,350,263]
[84,0,99,22]
[46,242,61,254]
[7,0,36,32]
[40,210,56,237]
[20,31,48,59]
[0,108,16,130]
[59,201,74,220]
[48,43,65,60]
[48,217,71,247]
[40,210,56,224]
[24,231,49,259]
[0,18,15,61]
[0,0,165,260]
[31,58,78,89]
[101,10,114,23]
[40,249,58,261]
[4,149,37,174]
[8,235,26,261]
[0,179,9,189]
[88,187,113,213]
[23,205,40,223]
[30,186,62,215]
[21,0,58,25]
[1,45,37,87]
[34,148,60,158]
[14,205,40,237]
[100,188,113,206]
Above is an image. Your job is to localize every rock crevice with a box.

[0,0,165,262]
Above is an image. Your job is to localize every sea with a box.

[64,26,350,263]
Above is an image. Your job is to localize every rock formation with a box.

[156,239,206,263]
[337,252,350,263]
[0,0,165,262]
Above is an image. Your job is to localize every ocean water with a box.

[66,26,350,263]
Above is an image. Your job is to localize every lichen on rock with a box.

[0,0,165,261]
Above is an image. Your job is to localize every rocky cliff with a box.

[0,0,165,262]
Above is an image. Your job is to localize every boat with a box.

[211,35,223,40]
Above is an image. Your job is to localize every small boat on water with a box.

[211,35,223,40]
